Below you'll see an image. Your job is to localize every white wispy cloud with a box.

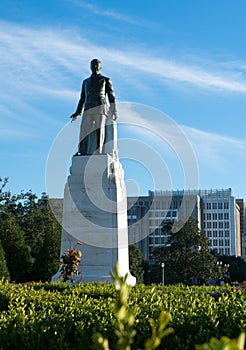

[184,126,246,151]
[182,125,246,170]
[70,0,146,26]
[118,103,246,180]
[1,20,246,106]
[0,128,32,140]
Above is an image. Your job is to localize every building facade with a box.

[201,189,241,256]
[127,188,242,261]
[236,199,245,260]
[241,202,246,261]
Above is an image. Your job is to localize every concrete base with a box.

[52,154,135,285]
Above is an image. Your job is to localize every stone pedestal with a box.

[53,153,135,285]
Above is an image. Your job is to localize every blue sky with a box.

[1,0,246,200]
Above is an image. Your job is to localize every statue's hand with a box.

[109,103,117,121]
[112,112,118,121]
[70,113,78,122]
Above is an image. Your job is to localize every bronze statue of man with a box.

[70,59,117,155]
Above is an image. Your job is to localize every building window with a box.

[212,203,217,210]
[213,231,218,237]
[213,239,218,246]
[225,230,230,237]
[213,213,217,220]
[224,213,229,220]
[172,201,178,209]
[225,248,230,255]
[219,239,224,246]
[149,220,155,226]
[218,202,223,209]
[213,222,217,229]
[224,222,229,229]
[224,202,229,210]
[149,237,155,245]
[207,203,212,210]
[225,240,230,246]
[219,248,224,255]
[219,222,223,229]
[219,230,224,237]
[218,213,223,220]
[207,213,211,220]
[207,231,212,237]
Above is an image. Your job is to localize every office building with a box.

[127,188,242,261]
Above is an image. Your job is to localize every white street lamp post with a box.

[161,262,165,285]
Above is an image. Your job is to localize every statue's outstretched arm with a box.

[70,81,86,122]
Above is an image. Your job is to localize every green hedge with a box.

[0,280,244,349]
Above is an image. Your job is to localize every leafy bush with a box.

[0,279,244,349]
[196,333,245,350]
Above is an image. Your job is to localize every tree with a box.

[129,244,144,284]
[15,193,61,281]
[0,179,61,282]
[28,196,61,281]
[216,255,246,283]
[0,241,10,280]
[0,211,33,282]
[153,217,218,284]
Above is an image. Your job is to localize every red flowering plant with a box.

[60,241,83,282]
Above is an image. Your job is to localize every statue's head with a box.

[90,59,102,74]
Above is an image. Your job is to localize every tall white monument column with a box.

[53,121,135,285]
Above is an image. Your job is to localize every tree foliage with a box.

[152,217,218,284]
[129,244,144,284]
[0,178,61,282]
[0,210,33,282]
[215,255,246,283]
[0,241,10,279]
[20,194,61,281]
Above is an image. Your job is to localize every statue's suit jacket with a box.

[75,74,116,116]
[74,74,117,154]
